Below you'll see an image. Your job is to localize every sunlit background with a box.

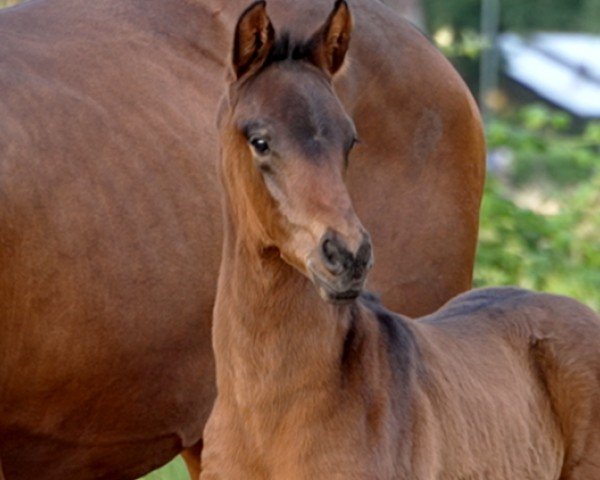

[1,0,598,478]
[421,0,599,312]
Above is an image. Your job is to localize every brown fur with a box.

[202,3,600,478]
[0,0,484,478]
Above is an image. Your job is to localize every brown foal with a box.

[201,1,600,479]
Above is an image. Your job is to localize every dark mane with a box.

[264,32,316,68]
[358,292,420,367]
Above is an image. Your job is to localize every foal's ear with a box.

[233,1,275,79]
[309,0,353,76]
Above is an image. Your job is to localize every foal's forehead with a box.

[238,64,356,147]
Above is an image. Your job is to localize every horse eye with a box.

[249,137,270,155]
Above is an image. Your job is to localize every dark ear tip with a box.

[233,0,274,79]
[241,0,267,16]
[331,0,351,22]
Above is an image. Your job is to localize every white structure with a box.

[499,32,600,118]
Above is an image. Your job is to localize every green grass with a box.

[138,457,189,480]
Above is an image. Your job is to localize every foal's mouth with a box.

[308,265,365,305]
[327,288,361,304]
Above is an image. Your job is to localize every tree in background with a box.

[479,106,600,310]
[424,0,600,34]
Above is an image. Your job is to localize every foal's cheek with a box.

[262,174,286,205]
[279,245,311,278]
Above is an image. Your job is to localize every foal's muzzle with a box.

[309,229,374,304]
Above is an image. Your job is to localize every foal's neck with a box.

[213,219,354,399]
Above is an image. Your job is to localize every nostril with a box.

[320,234,346,275]
[322,238,336,264]
[357,238,373,267]
[348,237,373,280]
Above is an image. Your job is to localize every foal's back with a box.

[398,288,600,479]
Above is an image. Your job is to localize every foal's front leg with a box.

[181,440,203,480]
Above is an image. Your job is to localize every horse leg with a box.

[558,429,600,479]
[181,440,203,480]
[0,457,5,480]
[532,300,600,480]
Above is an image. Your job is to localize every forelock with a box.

[264,32,316,67]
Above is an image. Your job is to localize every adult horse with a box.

[0,0,484,478]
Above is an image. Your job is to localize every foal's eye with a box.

[249,137,270,155]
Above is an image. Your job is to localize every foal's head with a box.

[219,0,373,303]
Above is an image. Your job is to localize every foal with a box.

[201,1,600,478]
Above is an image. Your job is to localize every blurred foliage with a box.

[475,176,600,310]
[424,0,600,35]
[425,0,600,94]
[434,27,488,59]
[487,105,600,187]
[0,0,20,7]
[476,105,600,310]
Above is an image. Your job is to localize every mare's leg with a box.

[181,440,203,480]
[0,457,5,480]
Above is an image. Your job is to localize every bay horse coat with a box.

[0,0,484,478]
[202,3,600,477]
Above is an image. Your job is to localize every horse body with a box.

[207,261,600,478]
[413,289,600,479]
[1,1,223,478]
[203,2,600,478]
[206,264,599,478]
[0,0,483,478]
